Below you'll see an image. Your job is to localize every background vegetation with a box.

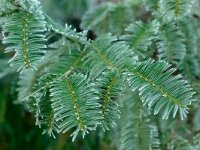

[1,0,200,150]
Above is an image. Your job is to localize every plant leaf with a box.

[125,59,195,120]
[1,3,47,72]
[156,21,186,64]
[122,20,159,57]
[50,73,100,141]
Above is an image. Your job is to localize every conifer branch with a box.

[21,67,73,101]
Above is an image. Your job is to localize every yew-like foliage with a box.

[1,0,200,149]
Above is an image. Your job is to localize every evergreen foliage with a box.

[122,20,159,57]
[1,0,47,72]
[156,22,186,64]
[0,0,200,149]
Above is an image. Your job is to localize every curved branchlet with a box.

[159,0,195,20]
[94,69,124,130]
[121,20,159,58]
[26,92,59,138]
[83,33,135,77]
[156,21,186,65]
[50,73,100,141]
[168,136,193,150]
[125,59,195,120]
[1,1,47,72]
[120,90,160,150]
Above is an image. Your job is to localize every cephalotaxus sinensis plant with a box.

[1,0,200,149]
